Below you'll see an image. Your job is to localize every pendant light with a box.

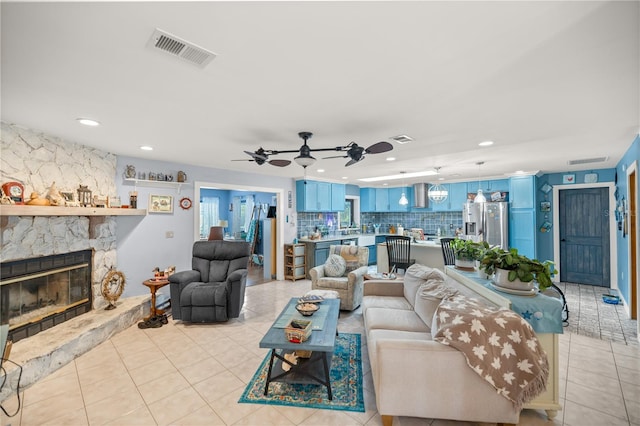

[474,161,486,203]
[428,167,448,204]
[398,171,409,205]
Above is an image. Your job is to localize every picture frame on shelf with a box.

[149,194,173,214]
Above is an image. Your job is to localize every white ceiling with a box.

[2,1,638,186]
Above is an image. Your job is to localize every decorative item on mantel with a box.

[124,164,136,179]
[77,184,92,207]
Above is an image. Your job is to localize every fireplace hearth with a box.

[1,250,93,343]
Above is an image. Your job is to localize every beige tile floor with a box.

[1,279,639,426]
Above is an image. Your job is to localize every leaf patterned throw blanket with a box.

[433,294,549,408]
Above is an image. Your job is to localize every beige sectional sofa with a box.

[362,264,521,426]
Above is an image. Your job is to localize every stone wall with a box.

[1,122,118,309]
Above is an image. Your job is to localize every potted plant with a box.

[479,246,558,291]
[450,238,485,270]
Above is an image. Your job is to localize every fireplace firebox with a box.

[0,249,93,343]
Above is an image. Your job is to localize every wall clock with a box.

[2,181,25,204]
[179,197,192,210]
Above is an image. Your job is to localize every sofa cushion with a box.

[414,279,459,328]
[403,264,445,308]
[365,307,430,333]
[316,276,349,290]
[362,295,412,315]
[324,254,346,277]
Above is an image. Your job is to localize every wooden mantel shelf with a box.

[0,205,147,217]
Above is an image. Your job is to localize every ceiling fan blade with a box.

[323,154,347,159]
[345,158,362,167]
[365,141,393,154]
[231,159,254,162]
[244,150,268,161]
[268,159,291,167]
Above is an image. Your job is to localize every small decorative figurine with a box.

[124,165,136,179]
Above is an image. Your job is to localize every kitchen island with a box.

[376,239,445,272]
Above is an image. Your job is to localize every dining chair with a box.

[439,237,456,266]
[385,235,415,273]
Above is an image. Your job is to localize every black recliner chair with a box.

[169,240,250,322]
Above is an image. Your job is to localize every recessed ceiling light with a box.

[76,118,100,127]
[382,183,388,186]
[479,140,494,147]
[359,170,438,182]
[140,146,153,151]
[386,157,396,161]
[342,176,348,180]
[514,170,525,174]
[317,169,325,173]
[438,177,445,181]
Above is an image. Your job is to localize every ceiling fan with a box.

[232,147,291,167]
[235,131,394,168]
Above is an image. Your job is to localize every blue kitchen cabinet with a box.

[360,188,376,212]
[448,182,468,211]
[509,176,535,209]
[331,183,346,211]
[375,188,390,211]
[388,187,411,212]
[509,210,536,258]
[296,180,331,212]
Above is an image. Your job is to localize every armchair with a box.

[169,240,250,322]
[309,245,369,311]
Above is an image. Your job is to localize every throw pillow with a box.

[403,264,446,308]
[324,254,346,277]
[414,279,459,328]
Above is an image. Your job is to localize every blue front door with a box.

[559,187,610,286]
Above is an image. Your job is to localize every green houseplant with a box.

[450,238,486,268]
[479,246,558,291]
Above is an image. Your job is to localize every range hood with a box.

[413,183,429,208]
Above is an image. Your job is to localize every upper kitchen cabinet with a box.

[330,183,346,211]
[374,188,390,211]
[360,188,376,212]
[389,187,411,212]
[431,182,468,212]
[296,180,346,212]
[296,180,331,212]
[484,179,509,193]
[509,176,535,209]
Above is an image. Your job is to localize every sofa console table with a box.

[445,266,562,420]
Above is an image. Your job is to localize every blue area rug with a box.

[238,333,364,412]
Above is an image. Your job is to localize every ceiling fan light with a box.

[398,192,409,206]
[294,154,316,167]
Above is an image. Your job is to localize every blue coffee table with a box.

[259,297,340,399]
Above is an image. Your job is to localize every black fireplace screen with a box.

[0,249,93,343]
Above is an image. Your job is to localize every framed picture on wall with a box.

[540,183,552,194]
[149,194,173,213]
[562,174,576,184]
[540,201,551,212]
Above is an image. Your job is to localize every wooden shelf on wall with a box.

[0,205,147,217]
[123,178,188,192]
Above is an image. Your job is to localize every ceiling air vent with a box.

[147,29,216,68]
[390,134,413,144]
[567,156,608,166]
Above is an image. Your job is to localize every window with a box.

[199,196,220,239]
[339,199,354,228]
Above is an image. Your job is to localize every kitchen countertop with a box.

[299,234,446,244]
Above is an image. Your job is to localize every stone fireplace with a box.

[1,249,93,343]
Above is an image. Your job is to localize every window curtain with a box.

[244,196,255,232]
[199,197,220,239]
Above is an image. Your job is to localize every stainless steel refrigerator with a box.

[462,202,509,249]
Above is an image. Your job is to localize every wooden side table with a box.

[142,278,170,321]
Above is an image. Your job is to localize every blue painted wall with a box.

[536,168,617,264]
[613,135,640,306]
